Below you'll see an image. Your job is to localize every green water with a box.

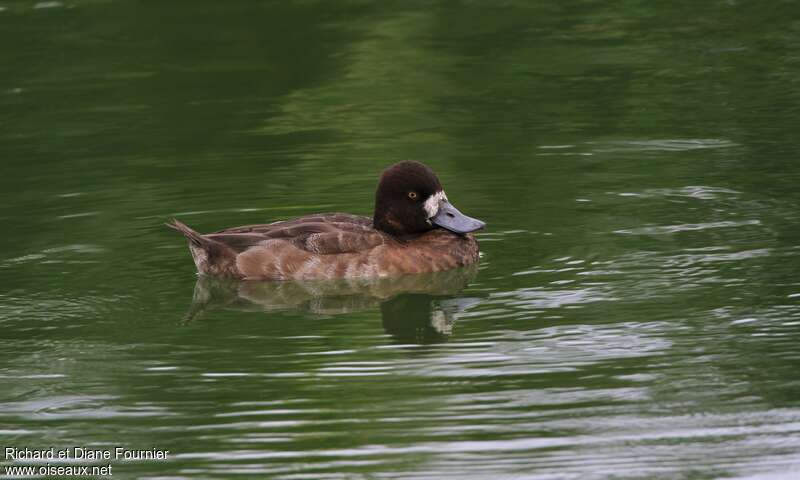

[2,1,800,478]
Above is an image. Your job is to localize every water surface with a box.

[2,1,800,479]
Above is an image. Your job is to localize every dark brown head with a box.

[373,160,486,237]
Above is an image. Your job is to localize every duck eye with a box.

[407,191,418,200]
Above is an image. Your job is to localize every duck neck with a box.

[373,210,403,237]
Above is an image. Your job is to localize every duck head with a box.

[373,160,486,237]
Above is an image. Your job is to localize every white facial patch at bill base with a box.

[424,190,448,219]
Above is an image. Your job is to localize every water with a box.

[2,1,800,478]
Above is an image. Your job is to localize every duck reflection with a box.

[184,266,482,343]
[380,293,482,343]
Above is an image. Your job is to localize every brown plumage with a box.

[167,161,484,281]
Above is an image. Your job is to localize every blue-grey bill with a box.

[431,201,486,234]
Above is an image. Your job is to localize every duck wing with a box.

[292,227,388,255]
[206,214,386,255]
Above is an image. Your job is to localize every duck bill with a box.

[431,201,486,234]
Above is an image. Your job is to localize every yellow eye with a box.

[408,191,418,200]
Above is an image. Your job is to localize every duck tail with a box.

[167,219,240,277]
[167,218,228,275]
[166,218,208,248]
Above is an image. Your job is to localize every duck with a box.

[167,160,485,281]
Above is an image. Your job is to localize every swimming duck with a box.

[167,160,485,280]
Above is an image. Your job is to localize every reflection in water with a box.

[185,266,482,343]
[381,294,483,343]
